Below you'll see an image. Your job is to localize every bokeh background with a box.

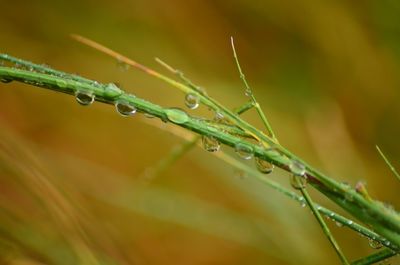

[0,0,400,264]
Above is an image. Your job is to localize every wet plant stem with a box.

[1,53,400,261]
[297,178,349,264]
[351,248,396,265]
[376,145,400,183]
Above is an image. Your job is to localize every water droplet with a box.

[336,221,343,227]
[75,90,94,106]
[368,238,383,249]
[117,59,130,71]
[0,77,12,83]
[255,157,274,174]
[165,108,189,124]
[93,81,101,87]
[234,143,253,160]
[289,160,306,176]
[184,93,200,109]
[115,99,136,116]
[104,83,123,98]
[300,200,307,208]
[347,220,353,225]
[214,112,224,121]
[290,174,307,190]
[245,88,252,97]
[202,135,220,152]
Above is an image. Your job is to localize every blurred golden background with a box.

[0,0,400,264]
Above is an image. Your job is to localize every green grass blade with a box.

[351,248,396,265]
[376,145,400,182]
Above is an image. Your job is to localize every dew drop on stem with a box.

[290,174,307,190]
[202,135,220,152]
[184,93,200,110]
[165,108,189,124]
[234,143,253,160]
[115,99,136,117]
[368,238,383,249]
[289,160,306,176]
[255,157,274,174]
[75,90,94,106]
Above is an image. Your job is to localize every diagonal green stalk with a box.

[213,151,398,252]
[296,178,349,264]
[376,145,400,182]
[351,249,396,265]
[1,56,400,251]
[231,37,348,262]
[230,37,278,142]
[146,57,393,258]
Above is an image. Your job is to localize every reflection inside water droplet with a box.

[234,143,253,160]
[184,93,200,109]
[115,99,136,117]
[202,135,220,152]
[289,160,306,176]
[368,238,383,249]
[290,174,307,190]
[75,90,94,106]
[255,157,274,174]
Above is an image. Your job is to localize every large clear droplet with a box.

[234,143,253,160]
[255,157,274,174]
[115,99,136,117]
[289,160,306,176]
[202,135,220,152]
[184,93,199,109]
[75,90,94,106]
[165,108,189,124]
[290,174,307,190]
[368,239,383,249]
